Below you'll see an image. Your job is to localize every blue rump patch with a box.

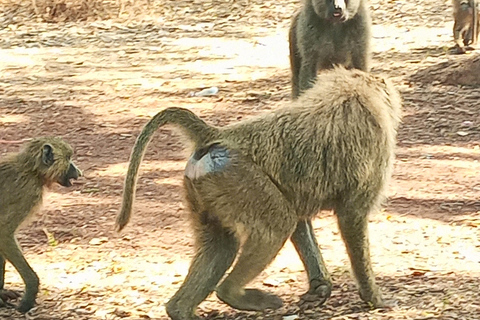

[185,144,230,179]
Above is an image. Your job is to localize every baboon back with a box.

[222,69,400,216]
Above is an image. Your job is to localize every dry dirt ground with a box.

[0,0,479,319]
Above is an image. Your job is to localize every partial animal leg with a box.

[0,256,4,290]
[454,23,467,53]
[335,203,384,308]
[166,183,239,320]
[0,236,39,312]
[298,57,319,98]
[289,12,302,99]
[187,150,297,311]
[0,255,20,308]
[216,229,292,311]
[212,161,297,311]
[291,219,332,305]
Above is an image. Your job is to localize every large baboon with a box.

[117,67,402,320]
[289,0,371,99]
[453,0,479,53]
[0,137,82,312]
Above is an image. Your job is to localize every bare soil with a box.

[0,0,479,319]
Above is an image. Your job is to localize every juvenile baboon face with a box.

[57,159,82,187]
[312,0,361,22]
[27,137,82,187]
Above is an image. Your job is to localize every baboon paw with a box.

[298,279,332,307]
[0,297,15,309]
[0,289,21,302]
[246,289,283,310]
[16,299,35,313]
[217,288,283,311]
[165,301,198,320]
[456,46,467,54]
[360,291,386,309]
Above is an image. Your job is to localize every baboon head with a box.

[461,0,472,11]
[312,0,361,22]
[22,137,82,187]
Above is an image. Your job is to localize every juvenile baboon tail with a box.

[116,107,217,231]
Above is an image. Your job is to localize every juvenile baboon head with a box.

[20,137,82,187]
[312,0,361,22]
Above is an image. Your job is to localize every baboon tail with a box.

[116,107,217,231]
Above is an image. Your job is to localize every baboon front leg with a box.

[216,229,292,311]
[291,219,332,306]
[351,42,370,72]
[289,14,302,100]
[290,48,302,99]
[166,210,239,320]
[0,236,39,312]
[336,207,384,308]
[297,56,319,98]
[454,24,467,53]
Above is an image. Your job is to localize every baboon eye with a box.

[41,144,55,166]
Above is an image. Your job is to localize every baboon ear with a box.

[42,144,55,166]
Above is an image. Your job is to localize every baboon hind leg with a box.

[291,219,332,306]
[0,236,39,312]
[166,195,239,320]
[335,204,385,308]
[453,23,467,53]
[212,161,297,311]
[216,229,292,311]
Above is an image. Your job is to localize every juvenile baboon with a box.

[0,137,82,312]
[453,0,479,54]
[117,67,402,320]
[289,0,371,99]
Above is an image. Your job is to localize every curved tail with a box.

[116,107,217,231]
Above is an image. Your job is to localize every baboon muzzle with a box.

[59,162,82,187]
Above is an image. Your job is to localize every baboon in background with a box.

[289,0,371,99]
[0,137,82,312]
[117,67,402,320]
[289,0,372,304]
[453,0,479,54]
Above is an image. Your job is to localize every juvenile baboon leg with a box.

[335,204,384,308]
[291,220,332,305]
[166,207,239,320]
[0,255,20,307]
[0,256,6,307]
[0,236,39,313]
[0,256,5,290]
